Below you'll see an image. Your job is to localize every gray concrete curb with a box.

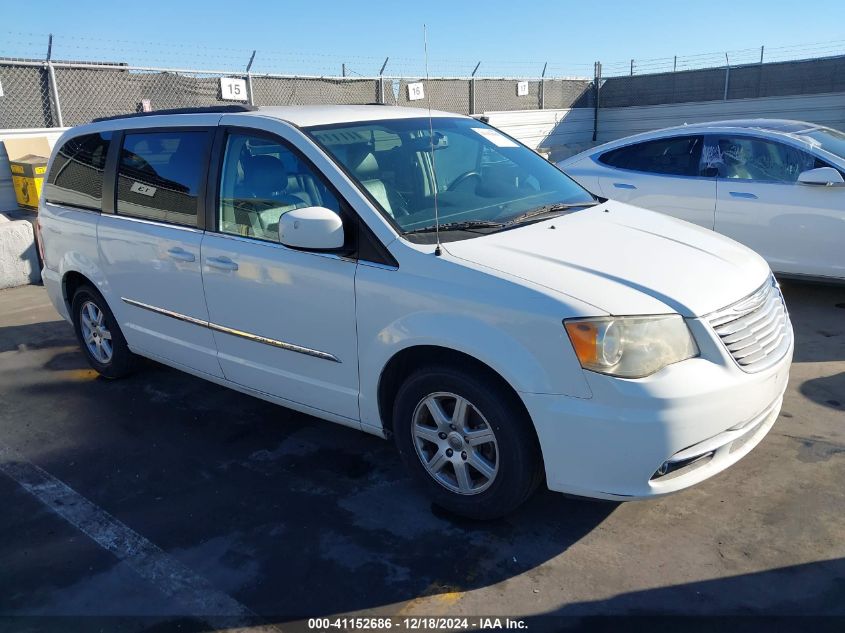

[0,210,40,289]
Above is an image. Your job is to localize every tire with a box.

[71,284,136,379]
[393,365,542,520]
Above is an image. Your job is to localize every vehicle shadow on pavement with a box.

[4,334,617,621]
[526,556,845,628]
[799,372,845,411]
[0,320,74,353]
[780,280,845,363]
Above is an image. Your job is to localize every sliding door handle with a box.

[166,247,195,262]
[206,256,239,271]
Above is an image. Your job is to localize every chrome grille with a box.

[706,277,792,372]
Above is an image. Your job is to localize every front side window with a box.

[218,132,340,242]
[45,132,112,210]
[116,130,211,226]
[704,136,818,182]
[306,117,593,241]
[599,136,704,176]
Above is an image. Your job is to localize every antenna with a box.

[423,24,442,256]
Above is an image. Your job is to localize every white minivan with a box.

[39,105,793,519]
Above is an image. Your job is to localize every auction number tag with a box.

[407,82,425,101]
[471,127,519,148]
[130,181,157,197]
[516,81,529,96]
[221,77,248,101]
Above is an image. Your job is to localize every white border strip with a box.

[0,452,274,630]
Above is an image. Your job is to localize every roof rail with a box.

[92,104,256,123]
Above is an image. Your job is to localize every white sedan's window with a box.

[599,136,704,176]
[706,136,817,182]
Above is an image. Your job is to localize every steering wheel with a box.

[447,171,482,192]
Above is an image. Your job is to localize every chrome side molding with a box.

[121,297,341,363]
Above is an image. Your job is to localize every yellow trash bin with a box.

[10,155,48,210]
[4,136,52,211]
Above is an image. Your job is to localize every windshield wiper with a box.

[504,200,599,226]
[404,220,505,235]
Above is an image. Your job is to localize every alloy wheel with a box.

[80,300,113,364]
[411,391,499,495]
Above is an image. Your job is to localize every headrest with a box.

[243,154,288,197]
[348,147,380,179]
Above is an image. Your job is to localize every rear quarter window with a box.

[45,132,112,211]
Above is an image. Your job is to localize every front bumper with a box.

[523,320,793,500]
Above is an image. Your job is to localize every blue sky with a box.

[5,0,845,76]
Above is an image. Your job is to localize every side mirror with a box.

[278,206,344,251]
[797,166,845,186]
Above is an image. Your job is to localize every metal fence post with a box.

[245,50,256,106]
[470,62,480,115]
[378,57,389,104]
[592,61,601,142]
[630,59,634,76]
[45,34,63,127]
[540,62,547,109]
[723,53,730,101]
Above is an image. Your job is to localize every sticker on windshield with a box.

[471,127,518,148]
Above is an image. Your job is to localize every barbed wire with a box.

[1,30,844,79]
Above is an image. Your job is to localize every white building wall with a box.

[595,91,845,143]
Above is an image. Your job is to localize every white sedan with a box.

[559,120,845,282]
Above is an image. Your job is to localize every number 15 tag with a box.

[220,77,248,102]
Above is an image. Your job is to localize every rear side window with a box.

[599,136,704,176]
[45,132,112,210]
[116,130,211,226]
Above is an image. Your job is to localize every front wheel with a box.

[393,365,542,520]
[71,285,136,379]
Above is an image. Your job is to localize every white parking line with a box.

[0,450,277,631]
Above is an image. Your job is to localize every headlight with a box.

[564,315,698,378]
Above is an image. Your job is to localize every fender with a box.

[357,310,593,431]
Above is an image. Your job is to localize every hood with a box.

[443,201,771,317]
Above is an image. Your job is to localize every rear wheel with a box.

[393,365,542,520]
[71,285,136,379]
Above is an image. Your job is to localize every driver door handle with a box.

[729,191,758,199]
[206,256,239,271]
[613,182,637,190]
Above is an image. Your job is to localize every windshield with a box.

[306,117,595,241]
[797,126,845,161]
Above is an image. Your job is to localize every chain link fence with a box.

[599,55,845,107]
[0,63,55,128]
[3,51,842,129]
[0,59,594,129]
